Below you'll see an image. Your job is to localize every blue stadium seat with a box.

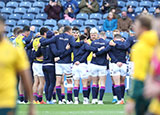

[153,1,160,7]
[120,32,129,39]
[40,9,45,13]
[0,14,9,19]
[1,8,13,15]
[28,8,40,15]
[98,20,104,26]
[43,26,52,30]
[118,1,126,8]
[9,14,22,21]
[121,7,127,12]
[103,13,108,19]
[31,20,43,27]
[5,26,11,33]
[22,14,35,21]
[34,27,40,33]
[11,0,22,3]
[52,26,58,31]
[24,0,35,3]
[149,7,156,13]
[58,19,70,26]
[5,20,16,27]
[96,26,103,32]
[139,1,152,8]
[90,13,102,21]
[126,1,139,8]
[7,33,13,38]
[36,13,47,20]
[14,8,26,15]
[33,2,45,9]
[17,20,30,26]
[44,19,57,27]
[6,2,18,9]
[19,2,32,9]
[0,1,5,9]
[85,20,97,27]
[135,7,143,13]
[71,20,84,27]
[106,32,113,39]
[76,13,88,21]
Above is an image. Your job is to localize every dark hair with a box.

[0,15,5,23]
[137,15,152,30]
[16,29,23,35]
[142,7,149,12]
[23,26,30,32]
[40,27,49,35]
[64,26,72,33]
[80,34,87,41]
[13,27,21,35]
[72,26,79,31]
[84,27,91,39]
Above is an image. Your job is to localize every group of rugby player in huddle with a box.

[10,25,136,105]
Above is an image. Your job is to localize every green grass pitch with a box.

[17,93,127,115]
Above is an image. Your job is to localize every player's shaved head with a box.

[0,15,5,41]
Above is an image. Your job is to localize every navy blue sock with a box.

[92,85,97,99]
[96,85,99,99]
[99,86,105,101]
[87,86,91,99]
[114,85,122,101]
[56,86,62,101]
[19,94,24,102]
[38,95,43,102]
[83,87,88,98]
[61,93,65,100]
[67,91,72,101]
[74,87,79,98]
[52,92,56,100]
[112,84,116,96]
[120,84,125,98]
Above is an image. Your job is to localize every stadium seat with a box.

[1,8,13,15]
[153,1,160,7]
[139,1,152,8]
[17,20,30,26]
[52,26,58,31]
[11,0,22,3]
[5,20,16,27]
[90,13,102,21]
[76,13,88,21]
[34,27,40,33]
[22,14,35,21]
[19,2,32,9]
[71,20,84,27]
[5,26,11,33]
[36,13,48,20]
[24,0,35,3]
[58,19,70,26]
[7,33,13,38]
[149,7,156,13]
[106,32,113,39]
[96,26,103,32]
[31,20,43,27]
[98,20,104,26]
[44,19,57,27]
[43,26,52,30]
[103,13,108,19]
[126,1,139,8]
[14,8,26,15]
[120,32,129,39]
[33,2,45,9]
[0,13,9,19]
[0,1,5,9]
[6,2,19,9]
[28,8,40,15]
[121,7,127,12]
[85,20,97,27]
[118,1,126,8]
[9,14,22,21]
[135,7,143,13]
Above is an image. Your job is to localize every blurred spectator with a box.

[64,4,76,22]
[64,0,79,16]
[72,27,80,41]
[90,27,99,41]
[154,6,160,17]
[79,0,99,13]
[113,29,120,37]
[101,0,118,14]
[141,7,149,15]
[84,27,91,39]
[110,7,121,19]
[44,0,62,20]
[118,11,132,32]
[103,12,117,32]
[127,5,136,21]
